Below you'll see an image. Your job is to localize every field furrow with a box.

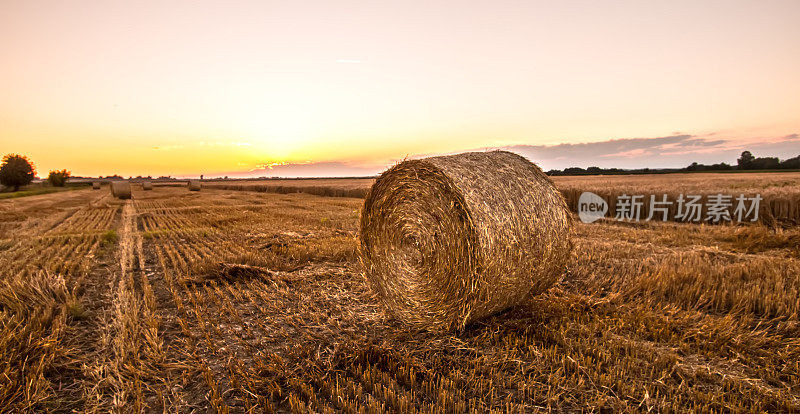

[1,182,798,412]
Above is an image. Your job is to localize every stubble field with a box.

[1,174,799,412]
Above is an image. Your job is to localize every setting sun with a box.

[1,0,798,177]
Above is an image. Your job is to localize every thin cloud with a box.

[504,134,693,161]
[220,133,799,177]
[198,141,251,147]
[501,134,800,170]
[153,142,249,151]
[152,144,184,150]
[672,138,727,147]
[240,161,383,178]
[600,148,650,158]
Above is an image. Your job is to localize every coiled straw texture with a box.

[360,151,573,330]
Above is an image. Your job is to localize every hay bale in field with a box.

[92,181,101,190]
[110,181,131,199]
[142,181,153,190]
[188,180,202,191]
[360,151,573,331]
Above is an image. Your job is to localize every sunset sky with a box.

[1,0,798,177]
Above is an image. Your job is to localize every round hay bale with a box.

[359,151,573,330]
[92,181,101,190]
[188,180,202,191]
[111,181,131,199]
[142,181,153,191]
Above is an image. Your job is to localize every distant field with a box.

[205,171,800,195]
[552,171,800,194]
[0,180,798,411]
[0,183,89,199]
[203,172,800,225]
[206,178,376,189]
[202,178,374,198]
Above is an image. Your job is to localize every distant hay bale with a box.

[142,181,153,190]
[110,181,131,199]
[92,182,101,190]
[359,151,573,331]
[188,180,202,191]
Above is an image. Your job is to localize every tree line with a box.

[546,151,800,176]
[0,154,70,191]
[2,150,798,191]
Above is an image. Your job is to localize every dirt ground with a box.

[1,183,798,412]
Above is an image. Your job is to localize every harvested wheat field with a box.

[1,177,799,412]
[203,172,800,226]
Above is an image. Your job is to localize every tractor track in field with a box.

[44,195,122,412]
[59,199,165,412]
[82,198,208,412]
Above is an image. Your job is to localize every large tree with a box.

[737,151,755,170]
[0,154,36,191]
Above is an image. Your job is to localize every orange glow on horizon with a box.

[1,1,799,177]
